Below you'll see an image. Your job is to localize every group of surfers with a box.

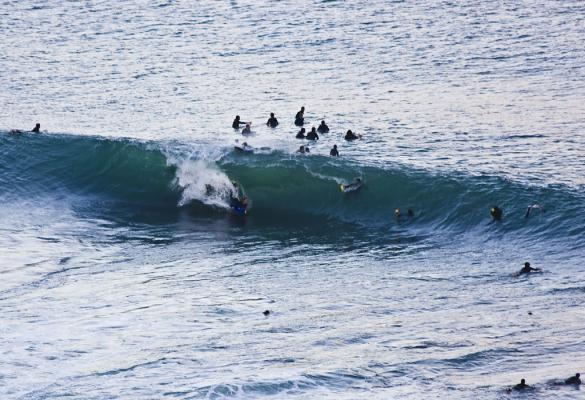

[232,106,361,158]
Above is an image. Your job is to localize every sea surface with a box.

[1,1,585,399]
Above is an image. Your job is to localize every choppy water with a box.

[1,1,585,399]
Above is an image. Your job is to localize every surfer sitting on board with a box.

[330,144,339,156]
[344,129,360,141]
[317,120,329,133]
[295,106,305,126]
[266,112,279,128]
[306,127,319,140]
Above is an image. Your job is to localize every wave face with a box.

[1,132,584,244]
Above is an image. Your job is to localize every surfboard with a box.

[340,182,362,193]
[234,145,253,153]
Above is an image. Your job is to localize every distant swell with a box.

[1,132,584,244]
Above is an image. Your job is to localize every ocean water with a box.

[1,1,585,399]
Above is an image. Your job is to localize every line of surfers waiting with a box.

[232,106,361,156]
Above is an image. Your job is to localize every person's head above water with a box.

[311,127,316,132]
[300,106,305,112]
[235,115,240,120]
[321,120,326,125]
[347,129,352,134]
[333,144,337,149]
[490,205,502,219]
[270,112,275,117]
[525,262,530,268]
[300,128,305,133]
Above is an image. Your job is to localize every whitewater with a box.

[1,1,585,399]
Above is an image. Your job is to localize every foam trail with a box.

[172,158,236,208]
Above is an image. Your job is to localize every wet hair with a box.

[525,262,530,268]
[235,115,240,119]
[300,128,306,133]
[270,112,275,117]
[520,379,525,384]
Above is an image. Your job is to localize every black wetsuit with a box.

[565,375,581,385]
[296,129,305,139]
[317,123,329,133]
[295,111,304,126]
[345,131,358,141]
[31,124,40,133]
[232,119,245,129]
[306,129,319,141]
[330,147,339,156]
[267,117,279,128]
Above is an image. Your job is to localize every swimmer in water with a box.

[296,128,306,139]
[294,106,305,126]
[266,112,279,128]
[565,373,581,385]
[344,129,359,141]
[317,120,329,133]
[330,144,339,156]
[519,262,540,275]
[232,115,247,129]
[241,123,252,135]
[306,127,319,140]
[525,203,544,218]
[297,145,307,154]
[490,205,503,221]
[512,379,531,391]
[407,208,414,218]
[31,123,40,133]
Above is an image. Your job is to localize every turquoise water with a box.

[1,1,585,399]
